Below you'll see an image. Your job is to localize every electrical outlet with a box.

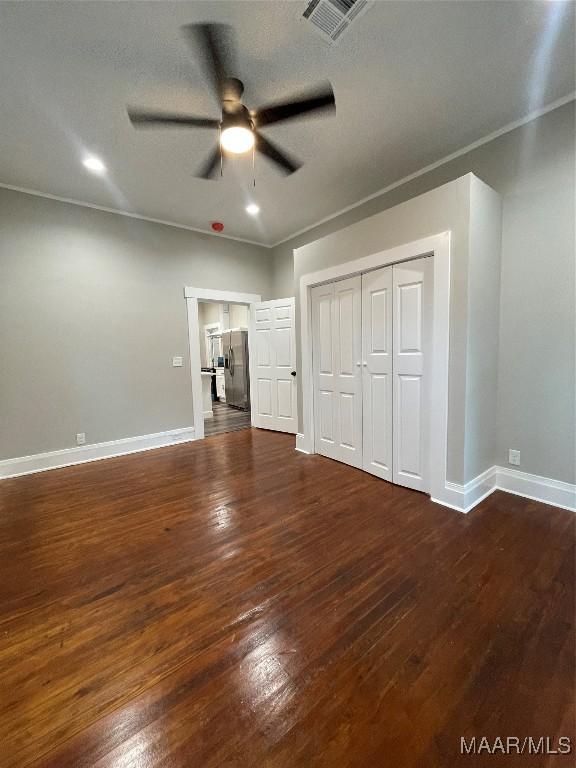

[508,449,520,466]
[76,432,86,446]
[172,356,183,367]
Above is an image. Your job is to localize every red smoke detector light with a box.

[211,221,224,232]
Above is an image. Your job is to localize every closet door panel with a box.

[337,287,356,375]
[399,282,423,357]
[319,390,335,444]
[393,257,432,492]
[317,293,333,374]
[334,277,363,466]
[312,277,362,467]
[368,374,391,469]
[397,374,422,477]
[362,267,393,480]
[313,284,337,454]
[339,393,356,449]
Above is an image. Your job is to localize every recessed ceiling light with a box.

[83,156,106,174]
[246,204,260,215]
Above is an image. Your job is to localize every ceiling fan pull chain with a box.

[252,141,256,187]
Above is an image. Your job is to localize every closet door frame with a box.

[299,232,451,506]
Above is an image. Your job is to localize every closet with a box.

[311,256,432,492]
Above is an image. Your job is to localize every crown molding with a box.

[0,183,269,249]
[1,93,573,251]
[270,92,576,248]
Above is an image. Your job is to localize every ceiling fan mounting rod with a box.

[221,103,252,129]
[222,77,244,103]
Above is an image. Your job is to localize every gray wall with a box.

[271,102,575,484]
[465,177,503,482]
[0,190,272,459]
[495,111,575,483]
[272,246,296,300]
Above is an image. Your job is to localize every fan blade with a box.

[256,132,301,175]
[255,84,335,127]
[196,145,222,179]
[181,23,235,103]
[128,108,219,129]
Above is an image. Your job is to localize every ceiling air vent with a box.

[301,0,371,44]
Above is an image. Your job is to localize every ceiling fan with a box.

[127,23,336,179]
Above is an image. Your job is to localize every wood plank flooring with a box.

[204,400,252,436]
[0,429,573,768]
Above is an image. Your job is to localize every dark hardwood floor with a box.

[0,429,573,768]
[204,400,252,436]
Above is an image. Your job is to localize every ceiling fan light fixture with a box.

[220,125,255,154]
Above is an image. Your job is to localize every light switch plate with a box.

[76,432,86,446]
[172,356,183,367]
[508,449,520,466]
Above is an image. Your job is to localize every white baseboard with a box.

[295,433,313,454]
[4,434,574,514]
[0,427,196,480]
[435,466,575,514]
[440,466,498,513]
[496,466,575,512]
[295,433,575,513]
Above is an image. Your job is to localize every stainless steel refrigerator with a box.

[222,329,250,410]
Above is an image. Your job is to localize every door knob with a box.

[356,361,362,367]
[291,371,297,377]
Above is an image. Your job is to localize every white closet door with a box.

[251,298,297,433]
[362,266,393,481]
[312,276,363,468]
[393,257,432,492]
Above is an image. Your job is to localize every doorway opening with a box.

[184,287,298,442]
[185,287,262,441]
[198,300,252,438]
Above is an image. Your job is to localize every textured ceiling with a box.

[0,1,574,245]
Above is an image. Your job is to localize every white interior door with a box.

[393,257,432,492]
[312,276,363,468]
[251,298,297,433]
[362,266,393,481]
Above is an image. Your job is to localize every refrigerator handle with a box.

[229,346,234,376]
